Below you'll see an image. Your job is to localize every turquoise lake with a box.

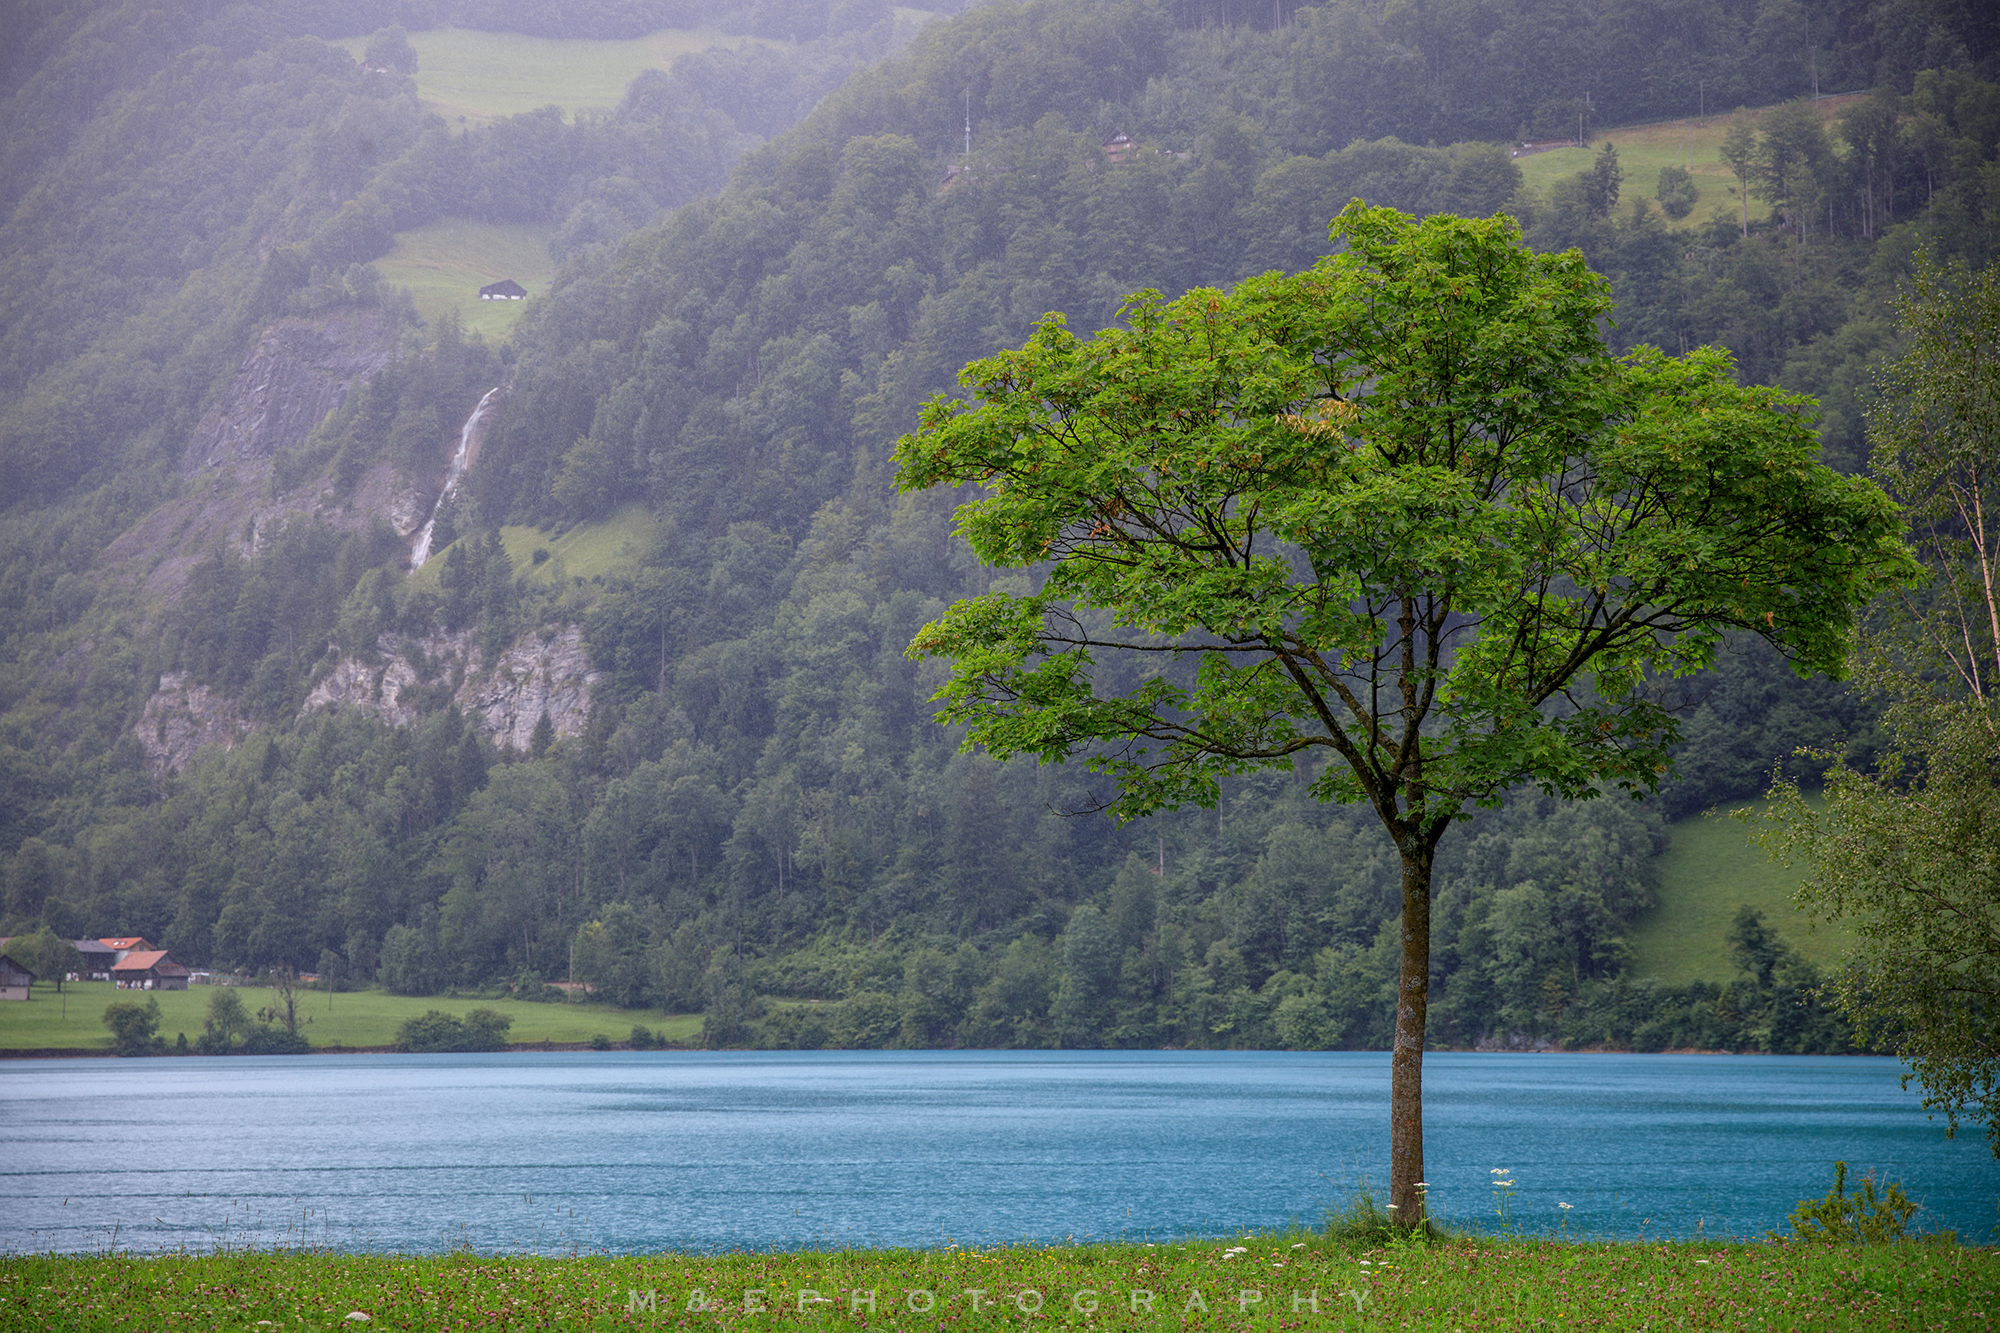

[1,1051,1993,1254]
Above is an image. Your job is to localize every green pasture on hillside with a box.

[407,507,657,594]
[329,27,773,126]
[1625,800,1858,986]
[372,219,553,344]
[0,980,699,1053]
[1513,94,1866,233]
[501,509,661,589]
[3,1234,1992,1330]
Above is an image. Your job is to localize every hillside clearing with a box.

[502,509,660,589]
[1513,94,1867,233]
[1625,800,1858,986]
[372,219,554,344]
[329,27,773,127]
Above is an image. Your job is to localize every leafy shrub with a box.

[193,985,312,1054]
[396,1007,514,1053]
[1780,1161,1921,1243]
[1656,164,1699,219]
[102,998,163,1056]
[237,1025,312,1055]
[462,1008,512,1050]
[196,988,251,1053]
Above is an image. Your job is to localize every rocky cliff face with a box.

[134,672,250,776]
[118,304,588,769]
[303,623,600,751]
[179,309,401,475]
[106,308,427,601]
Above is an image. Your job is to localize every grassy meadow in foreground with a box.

[2,1235,1991,1331]
[0,980,699,1052]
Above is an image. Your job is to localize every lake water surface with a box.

[2,1051,1993,1254]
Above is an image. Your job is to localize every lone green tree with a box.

[199,988,253,1053]
[1764,257,2000,1153]
[102,997,163,1057]
[11,929,82,1011]
[894,203,1913,1226]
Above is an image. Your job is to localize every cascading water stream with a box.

[410,385,502,568]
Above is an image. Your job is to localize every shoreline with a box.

[0,1043,1883,1060]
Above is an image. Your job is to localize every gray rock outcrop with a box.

[179,308,401,475]
[303,624,599,751]
[134,671,250,775]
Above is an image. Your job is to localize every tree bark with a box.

[1390,837,1435,1229]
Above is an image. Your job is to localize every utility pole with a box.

[964,88,971,155]
[1698,79,1704,127]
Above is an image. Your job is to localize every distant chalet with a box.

[112,950,190,991]
[480,279,527,301]
[1512,137,1584,158]
[1100,131,1187,165]
[75,938,116,979]
[0,953,31,1000]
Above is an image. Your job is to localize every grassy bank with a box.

[0,980,700,1053]
[2,1235,1991,1330]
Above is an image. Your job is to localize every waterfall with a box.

[410,385,502,568]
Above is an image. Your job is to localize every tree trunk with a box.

[1390,837,1435,1229]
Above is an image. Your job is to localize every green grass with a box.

[1626,799,1859,985]
[0,980,698,1052]
[501,508,659,591]
[372,218,553,344]
[1513,94,1867,233]
[329,27,775,127]
[1,1235,1991,1329]
[407,507,657,596]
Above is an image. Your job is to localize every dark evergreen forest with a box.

[2,0,1996,1054]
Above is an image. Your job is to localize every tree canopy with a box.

[1764,257,2000,1155]
[895,202,1915,1224]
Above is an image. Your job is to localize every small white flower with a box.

[1491,1167,1509,1174]
[1291,1242,1306,1249]
[1558,1202,1573,1211]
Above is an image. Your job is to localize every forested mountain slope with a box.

[1,0,1996,1054]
